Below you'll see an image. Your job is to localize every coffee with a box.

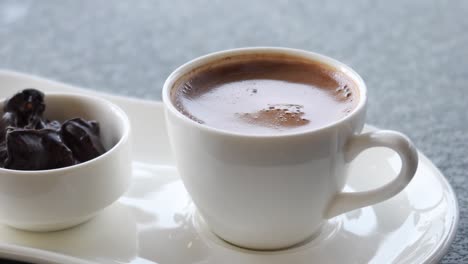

[172,54,359,134]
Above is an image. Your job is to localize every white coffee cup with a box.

[162,47,418,250]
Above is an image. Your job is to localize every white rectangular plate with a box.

[0,70,458,264]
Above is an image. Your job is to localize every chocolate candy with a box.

[0,89,106,170]
[3,88,45,129]
[61,118,105,163]
[4,129,76,170]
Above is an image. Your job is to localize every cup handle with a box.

[325,130,419,218]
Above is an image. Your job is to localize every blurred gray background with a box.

[0,0,467,263]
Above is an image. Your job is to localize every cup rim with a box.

[0,92,131,175]
[163,47,367,138]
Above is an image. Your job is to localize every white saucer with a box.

[0,71,459,264]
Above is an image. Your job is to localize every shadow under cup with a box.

[163,47,417,251]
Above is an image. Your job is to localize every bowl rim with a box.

[0,92,131,175]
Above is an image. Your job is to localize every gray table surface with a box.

[0,0,467,263]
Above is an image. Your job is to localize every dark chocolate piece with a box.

[3,89,45,129]
[4,129,76,170]
[61,118,105,162]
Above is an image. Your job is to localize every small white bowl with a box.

[0,93,132,232]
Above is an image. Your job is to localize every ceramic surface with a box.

[0,71,458,264]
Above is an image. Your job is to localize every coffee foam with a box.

[172,54,359,134]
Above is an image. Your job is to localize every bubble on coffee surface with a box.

[237,104,310,129]
[335,84,353,99]
[182,82,194,95]
[246,87,258,96]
